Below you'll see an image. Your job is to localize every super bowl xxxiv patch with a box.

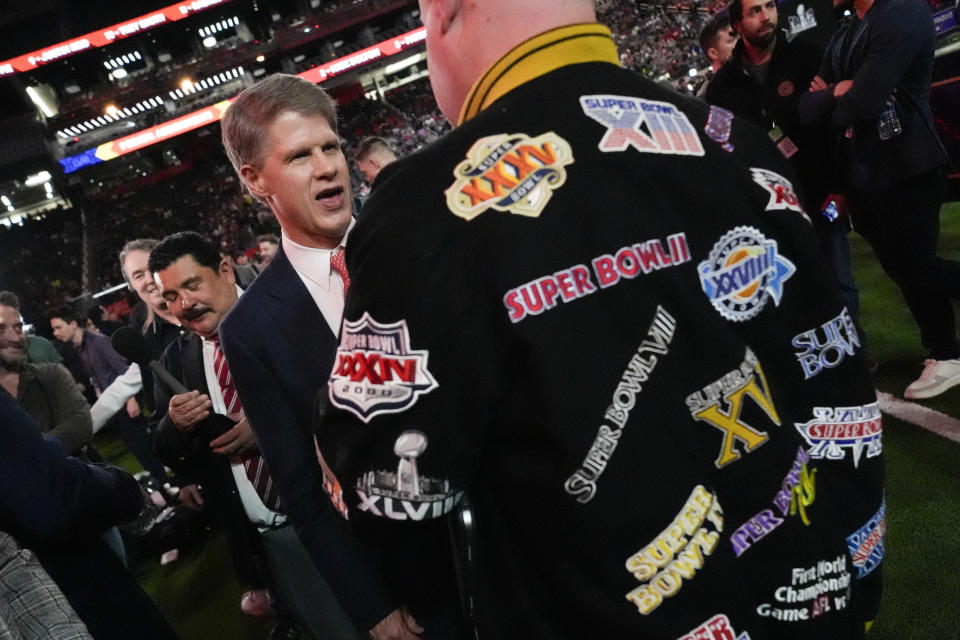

[676,614,751,640]
[624,485,724,615]
[328,313,437,423]
[445,132,573,221]
[355,430,464,521]
[698,226,796,322]
[794,403,882,468]
[750,168,807,219]
[847,499,885,578]
[581,94,705,156]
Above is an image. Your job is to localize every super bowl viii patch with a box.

[328,312,438,422]
[445,132,573,221]
[698,226,796,322]
[581,94,705,156]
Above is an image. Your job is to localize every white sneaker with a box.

[904,358,960,399]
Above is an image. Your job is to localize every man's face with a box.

[241,111,352,250]
[259,241,278,265]
[123,249,166,311]
[50,317,78,343]
[356,157,379,184]
[235,253,249,266]
[155,255,237,339]
[737,0,777,50]
[0,305,25,369]
[711,28,740,69]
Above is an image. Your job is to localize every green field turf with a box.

[99,203,960,639]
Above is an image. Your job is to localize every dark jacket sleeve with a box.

[220,310,396,632]
[0,387,143,543]
[831,4,929,127]
[35,364,93,456]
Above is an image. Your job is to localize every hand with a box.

[833,79,853,98]
[179,484,204,511]
[822,193,849,218]
[368,608,424,640]
[211,418,258,456]
[168,390,211,431]
[125,396,141,419]
[808,75,828,92]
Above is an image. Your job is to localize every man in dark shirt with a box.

[799,0,958,398]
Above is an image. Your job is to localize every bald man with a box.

[316,1,883,638]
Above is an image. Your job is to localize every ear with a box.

[240,164,268,200]
[437,0,461,34]
[219,258,237,285]
[707,47,720,64]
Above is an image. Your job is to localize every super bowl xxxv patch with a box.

[328,312,437,422]
[698,226,796,322]
[445,132,573,221]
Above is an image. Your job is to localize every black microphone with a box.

[112,327,188,395]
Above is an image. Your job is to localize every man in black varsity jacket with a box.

[315,0,885,638]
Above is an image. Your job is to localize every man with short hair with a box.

[699,11,738,74]
[50,306,168,481]
[0,292,62,365]
[257,234,280,267]
[0,293,92,455]
[800,0,958,399]
[314,0,883,637]
[219,73,417,639]
[354,137,398,185]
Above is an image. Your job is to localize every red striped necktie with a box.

[211,336,283,513]
[330,246,350,298]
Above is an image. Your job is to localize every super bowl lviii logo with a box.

[328,312,438,422]
[698,226,796,322]
[445,132,573,221]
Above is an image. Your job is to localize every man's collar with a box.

[458,23,620,125]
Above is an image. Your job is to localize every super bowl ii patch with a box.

[328,312,438,422]
[698,226,796,322]
[445,132,573,221]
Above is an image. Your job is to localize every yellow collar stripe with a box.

[458,23,621,125]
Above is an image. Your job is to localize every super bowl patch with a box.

[705,106,734,152]
[355,430,464,521]
[750,167,807,218]
[676,614,751,640]
[698,226,796,322]
[794,403,882,468]
[444,132,573,221]
[328,313,438,422]
[846,499,885,578]
[580,94,705,156]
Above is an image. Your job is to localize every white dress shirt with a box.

[281,218,355,336]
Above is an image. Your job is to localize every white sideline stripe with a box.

[876,391,960,444]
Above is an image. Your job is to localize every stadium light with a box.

[181,78,194,91]
[105,104,119,116]
[25,171,52,187]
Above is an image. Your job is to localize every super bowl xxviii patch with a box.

[445,132,573,221]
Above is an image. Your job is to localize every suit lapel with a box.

[266,246,337,355]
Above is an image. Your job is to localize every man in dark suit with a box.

[218,74,416,639]
[149,230,353,639]
[0,385,176,640]
[799,0,958,398]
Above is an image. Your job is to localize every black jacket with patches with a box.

[316,24,882,640]
[706,35,836,218]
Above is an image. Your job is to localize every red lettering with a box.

[503,289,526,323]
[633,240,663,273]
[592,255,619,288]
[572,265,596,295]
[380,358,416,382]
[555,270,576,301]
[520,284,545,314]
[538,276,561,308]
[652,240,673,266]
[601,128,657,152]
[616,246,640,277]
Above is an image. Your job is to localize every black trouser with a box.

[849,167,960,360]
